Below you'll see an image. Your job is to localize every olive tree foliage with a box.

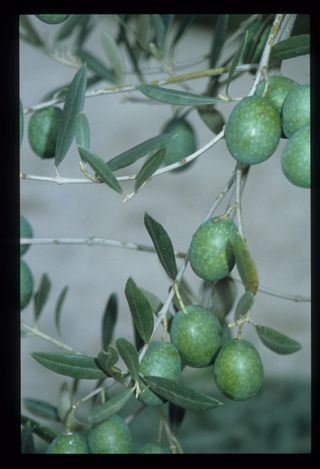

[20,14,310,453]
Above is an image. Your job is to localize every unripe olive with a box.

[281,84,310,138]
[162,118,197,171]
[20,260,33,310]
[36,15,70,24]
[189,217,238,281]
[47,432,89,454]
[28,107,63,159]
[139,442,171,453]
[255,75,298,113]
[170,305,223,367]
[87,415,133,454]
[225,96,281,165]
[139,341,181,406]
[281,124,310,188]
[213,339,264,401]
[20,215,33,256]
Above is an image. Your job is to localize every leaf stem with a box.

[21,321,81,354]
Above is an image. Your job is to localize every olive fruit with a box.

[281,84,310,138]
[170,305,223,367]
[36,15,70,24]
[213,339,264,401]
[21,260,33,310]
[189,217,238,281]
[20,215,33,256]
[139,442,171,453]
[281,124,310,188]
[225,96,281,165]
[162,118,197,170]
[47,432,89,454]
[139,341,181,406]
[87,415,133,454]
[28,107,63,159]
[255,75,298,113]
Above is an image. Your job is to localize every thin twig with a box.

[124,404,147,425]
[21,321,81,353]
[204,166,237,221]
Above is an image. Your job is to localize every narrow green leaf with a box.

[75,112,90,150]
[20,99,24,146]
[102,293,118,350]
[138,84,224,106]
[31,352,106,379]
[151,14,166,51]
[42,75,100,102]
[23,398,60,422]
[226,30,249,95]
[139,288,163,315]
[57,382,72,422]
[169,402,186,433]
[197,106,225,135]
[78,146,123,194]
[21,415,57,444]
[125,277,154,344]
[101,31,124,83]
[33,273,51,323]
[171,15,197,48]
[54,285,69,337]
[210,14,229,68]
[56,14,82,42]
[79,49,116,83]
[97,346,122,378]
[21,422,35,454]
[255,325,302,355]
[144,213,178,280]
[19,15,43,46]
[270,34,310,61]
[55,64,88,166]
[88,388,133,424]
[233,232,259,295]
[133,321,145,352]
[134,15,152,61]
[134,148,166,192]
[108,132,173,171]
[210,276,237,322]
[76,15,93,48]
[234,291,254,321]
[143,376,223,411]
[116,337,139,382]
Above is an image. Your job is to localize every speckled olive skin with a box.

[281,85,310,138]
[139,341,181,406]
[28,107,63,159]
[87,415,133,454]
[20,215,33,256]
[21,260,33,310]
[47,432,89,454]
[170,305,223,367]
[225,96,281,164]
[36,14,70,24]
[255,76,298,113]
[162,118,197,169]
[189,217,238,281]
[213,339,264,401]
[139,442,171,453]
[281,124,310,188]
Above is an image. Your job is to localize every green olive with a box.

[87,415,133,454]
[281,124,310,188]
[47,432,89,454]
[255,75,298,113]
[281,84,310,138]
[28,107,63,159]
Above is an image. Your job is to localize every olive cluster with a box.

[225,76,310,188]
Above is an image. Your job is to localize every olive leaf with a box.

[197,106,225,135]
[79,49,116,83]
[134,148,166,192]
[255,325,302,355]
[57,382,72,422]
[209,14,229,68]
[116,337,139,382]
[226,30,249,96]
[171,15,197,49]
[169,402,186,432]
[78,146,123,194]
[139,288,163,315]
[55,64,87,166]
[97,346,121,378]
[31,352,106,379]
[75,112,90,149]
[23,398,60,422]
[125,277,154,344]
[233,232,259,295]
[151,14,166,52]
[33,273,51,323]
[101,31,123,83]
[143,376,223,411]
[21,415,57,444]
[138,84,224,106]
[270,34,310,62]
[21,421,35,454]
[144,212,178,280]
[102,293,118,350]
[234,291,254,321]
[54,285,69,338]
[88,388,133,424]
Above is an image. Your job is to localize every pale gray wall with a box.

[20,16,310,407]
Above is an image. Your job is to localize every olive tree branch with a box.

[21,321,82,353]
